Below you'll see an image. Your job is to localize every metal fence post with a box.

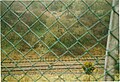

[104,0,119,81]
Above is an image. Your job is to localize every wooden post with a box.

[104,0,119,81]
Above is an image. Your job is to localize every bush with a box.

[82,62,95,75]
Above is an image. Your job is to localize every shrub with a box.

[82,62,95,75]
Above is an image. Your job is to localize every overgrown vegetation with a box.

[1,0,111,59]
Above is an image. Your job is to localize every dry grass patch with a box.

[2,74,109,82]
[3,73,120,82]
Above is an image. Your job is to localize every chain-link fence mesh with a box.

[1,0,119,81]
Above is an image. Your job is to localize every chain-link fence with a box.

[1,0,119,81]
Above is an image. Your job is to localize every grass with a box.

[2,73,120,82]
[2,74,104,82]
[1,46,105,62]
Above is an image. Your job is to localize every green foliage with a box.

[1,2,48,51]
[82,62,95,75]
[49,1,63,11]
[44,16,88,55]
[1,0,111,54]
